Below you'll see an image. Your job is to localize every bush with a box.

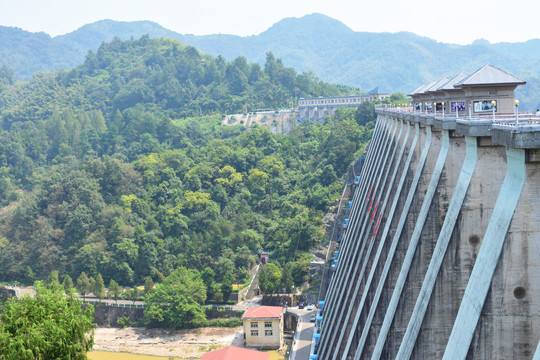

[214,292,224,303]
[117,316,130,328]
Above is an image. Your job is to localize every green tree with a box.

[291,255,311,286]
[355,101,376,126]
[221,270,234,302]
[386,92,409,105]
[46,270,60,290]
[201,267,217,301]
[247,168,269,195]
[129,287,140,304]
[280,265,294,293]
[234,267,250,285]
[144,276,155,295]
[258,263,282,294]
[0,65,15,86]
[214,256,235,282]
[108,279,121,304]
[93,273,106,301]
[62,274,74,292]
[0,281,95,360]
[143,267,207,329]
[213,291,224,303]
[76,272,91,301]
[24,266,36,284]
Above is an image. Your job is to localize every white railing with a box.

[377,108,540,131]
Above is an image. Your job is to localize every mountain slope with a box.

[0,37,369,290]
[1,13,539,109]
[0,20,178,79]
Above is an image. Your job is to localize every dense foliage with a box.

[0,113,370,292]
[0,281,95,360]
[0,37,373,306]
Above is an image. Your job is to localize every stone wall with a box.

[0,287,16,302]
[92,304,144,327]
[262,294,297,307]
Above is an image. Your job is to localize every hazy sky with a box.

[1,0,538,45]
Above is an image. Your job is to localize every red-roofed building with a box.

[242,306,284,349]
[201,346,270,360]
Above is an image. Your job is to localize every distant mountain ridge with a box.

[1,13,539,109]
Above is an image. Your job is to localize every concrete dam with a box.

[314,66,540,360]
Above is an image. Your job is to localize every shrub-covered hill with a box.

[0,37,373,299]
[0,35,356,129]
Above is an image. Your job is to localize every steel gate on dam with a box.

[315,107,540,359]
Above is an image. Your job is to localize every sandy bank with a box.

[93,326,243,358]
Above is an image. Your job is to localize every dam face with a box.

[316,109,540,360]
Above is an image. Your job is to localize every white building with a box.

[242,306,284,349]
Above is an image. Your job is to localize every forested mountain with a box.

[1,14,540,109]
[0,20,174,81]
[0,37,372,300]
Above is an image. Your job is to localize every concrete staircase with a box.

[245,264,261,300]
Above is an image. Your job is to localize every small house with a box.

[259,251,269,264]
[243,306,284,349]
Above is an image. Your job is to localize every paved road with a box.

[80,295,264,310]
[289,307,316,360]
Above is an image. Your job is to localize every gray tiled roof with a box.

[454,64,525,87]
[424,77,450,93]
[437,72,469,91]
[408,81,436,96]
[408,84,428,96]
[368,86,389,95]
